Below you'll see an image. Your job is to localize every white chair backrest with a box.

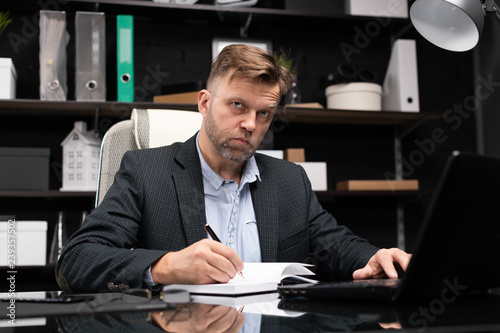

[96,120,137,207]
[131,109,203,149]
[95,109,203,207]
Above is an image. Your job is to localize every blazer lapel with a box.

[251,157,278,262]
[172,135,207,246]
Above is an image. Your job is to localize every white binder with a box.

[39,10,69,101]
[382,39,420,113]
[75,12,106,101]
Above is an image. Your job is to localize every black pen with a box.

[204,224,244,279]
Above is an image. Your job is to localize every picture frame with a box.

[211,38,272,60]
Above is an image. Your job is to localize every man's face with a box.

[201,75,280,163]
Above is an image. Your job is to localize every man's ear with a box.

[198,89,210,117]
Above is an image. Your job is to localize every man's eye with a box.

[259,111,270,118]
[233,102,242,108]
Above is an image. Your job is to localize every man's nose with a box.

[241,112,256,132]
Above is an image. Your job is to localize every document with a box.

[162,263,316,296]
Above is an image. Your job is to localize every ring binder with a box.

[117,15,134,102]
[75,12,106,101]
[39,10,69,101]
[382,39,420,113]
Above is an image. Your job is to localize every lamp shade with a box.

[410,0,484,52]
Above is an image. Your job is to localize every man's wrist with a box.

[143,265,158,288]
[151,252,175,285]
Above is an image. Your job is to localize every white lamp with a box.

[410,0,500,52]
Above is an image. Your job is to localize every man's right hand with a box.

[152,303,245,333]
[151,239,244,285]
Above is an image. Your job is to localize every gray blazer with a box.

[56,134,378,292]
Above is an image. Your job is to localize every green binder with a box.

[117,15,134,102]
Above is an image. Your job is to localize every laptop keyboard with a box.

[347,278,401,288]
[278,279,401,299]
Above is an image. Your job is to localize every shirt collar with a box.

[196,133,261,190]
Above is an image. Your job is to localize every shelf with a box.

[0,100,442,126]
[6,0,410,30]
[315,190,428,197]
[0,99,198,117]
[0,265,56,269]
[0,190,95,198]
[279,108,442,126]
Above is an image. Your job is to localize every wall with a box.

[0,2,478,251]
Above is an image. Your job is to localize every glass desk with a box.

[2,290,500,332]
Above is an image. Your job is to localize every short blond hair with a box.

[207,44,293,100]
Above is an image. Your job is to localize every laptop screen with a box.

[396,151,500,300]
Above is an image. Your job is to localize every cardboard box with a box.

[0,58,17,99]
[155,81,205,104]
[0,221,47,266]
[287,102,324,109]
[285,148,305,162]
[296,162,328,191]
[154,91,199,104]
[0,148,50,190]
[337,179,419,191]
[345,0,408,18]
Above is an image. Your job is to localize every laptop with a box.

[278,151,500,301]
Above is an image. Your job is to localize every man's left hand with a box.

[352,248,412,280]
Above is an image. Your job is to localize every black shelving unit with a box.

[0,0,477,290]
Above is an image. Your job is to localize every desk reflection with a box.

[151,303,244,333]
[16,292,500,333]
[55,302,368,333]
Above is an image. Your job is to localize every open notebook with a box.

[163,262,316,296]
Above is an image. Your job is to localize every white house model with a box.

[60,121,101,191]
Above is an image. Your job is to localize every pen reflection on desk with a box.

[204,223,245,279]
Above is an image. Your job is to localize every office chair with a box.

[95,108,203,207]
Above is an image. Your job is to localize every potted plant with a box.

[0,11,16,99]
[0,11,12,38]
[274,51,301,104]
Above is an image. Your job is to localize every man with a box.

[56,44,410,292]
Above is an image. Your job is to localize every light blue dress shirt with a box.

[196,135,262,263]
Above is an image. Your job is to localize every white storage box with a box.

[0,221,47,266]
[256,150,284,159]
[326,82,382,111]
[0,58,17,100]
[345,0,408,18]
[296,162,328,191]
